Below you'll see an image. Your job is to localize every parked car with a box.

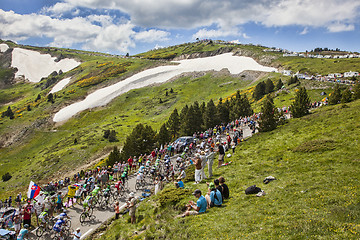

[174,136,194,152]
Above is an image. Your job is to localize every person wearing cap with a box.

[126,193,137,224]
[71,227,81,240]
[17,224,29,240]
[183,189,207,217]
[13,212,21,235]
[174,176,184,189]
[205,182,222,208]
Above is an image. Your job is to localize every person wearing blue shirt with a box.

[206,182,222,207]
[185,189,207,216]
[17,224,29,240]
[174,177,185,188]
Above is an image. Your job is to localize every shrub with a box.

[183,164,195,182]
[2,172,12,182]
[157,188,192,208]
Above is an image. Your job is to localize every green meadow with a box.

[95,100,360,240]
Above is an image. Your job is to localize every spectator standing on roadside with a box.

[217,142,225,168]
[126,193,137,224]
[194,156,202,184]
[114,201,120,219]
[206,147,215,178]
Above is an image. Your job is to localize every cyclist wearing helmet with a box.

[83,195,93,213]
[17,224,29,240]
[53,215,66,238]
[38,209,49,229]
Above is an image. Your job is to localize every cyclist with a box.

[91,185,101,197]
[136,171,144,185]
[121,171,127,186]
[82,195,92,213]
[38,209,49,229]
[17,224,29,240]
[53,215,66,239]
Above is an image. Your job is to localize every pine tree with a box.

[35,94,41,102]
[341,87,352,103]
[2,106,14,119]
[204,99,217,129]
[159,98,163,103]
[258,96,277,132]
[180,105,196,135]
[217,98,229,124]
[353,82,360,100]
[27,105,31,111]
[290,87,311,118]
[108,130,117,142]
[107,146,121,165]
[47,93,54,103]
[276,79,284,90]
[119,124,156,162]
[265,78,275,94]
[167,108,180,140]
[253,81,266,100]
[170,88,174,93]
[192,101,203,132]
[329,84,342,105]
[288,76,299,85]
[200,101,206,117]
[157,123,171,145]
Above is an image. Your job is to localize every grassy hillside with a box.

[0,70,261,198]
[0,40,356,199]
[95,100,360,240]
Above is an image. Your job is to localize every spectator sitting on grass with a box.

[205,182,222,208]
[177,189,207,217]
[174,177,184,189]
[218,176,229,200]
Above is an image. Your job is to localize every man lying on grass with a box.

[176,189,207,217]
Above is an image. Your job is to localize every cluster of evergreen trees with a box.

[328,83,360,105]
[106,91,253,165]
[253,78,284,100]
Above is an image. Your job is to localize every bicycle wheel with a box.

[79,212,86,223]
[36,226,45,238]
[135,182,140,190]
[88,207,94,217]
[66,219,72,228]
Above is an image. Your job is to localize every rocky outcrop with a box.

[232,49,278,67]
[173,47,234,60]
[0,48,16,88]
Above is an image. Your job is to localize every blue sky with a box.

[1,0,360,55]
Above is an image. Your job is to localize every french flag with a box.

[27,181,41,199]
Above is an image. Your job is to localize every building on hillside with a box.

[344,71,359,78]
[282,70,292,76]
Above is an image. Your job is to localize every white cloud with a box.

[0,9,170,54]
[41,2,75,16]
[300,27,308,35]
[242,33,250,39]
[327,23,355,32]
[134,29,170,42]
[193,26,241,39]
[59,0,360,32]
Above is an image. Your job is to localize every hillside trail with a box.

[25,122,258,240]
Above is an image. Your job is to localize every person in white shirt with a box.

[72,227,81,240]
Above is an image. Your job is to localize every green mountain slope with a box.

[0,40,359,198]
[95,100,360,240]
